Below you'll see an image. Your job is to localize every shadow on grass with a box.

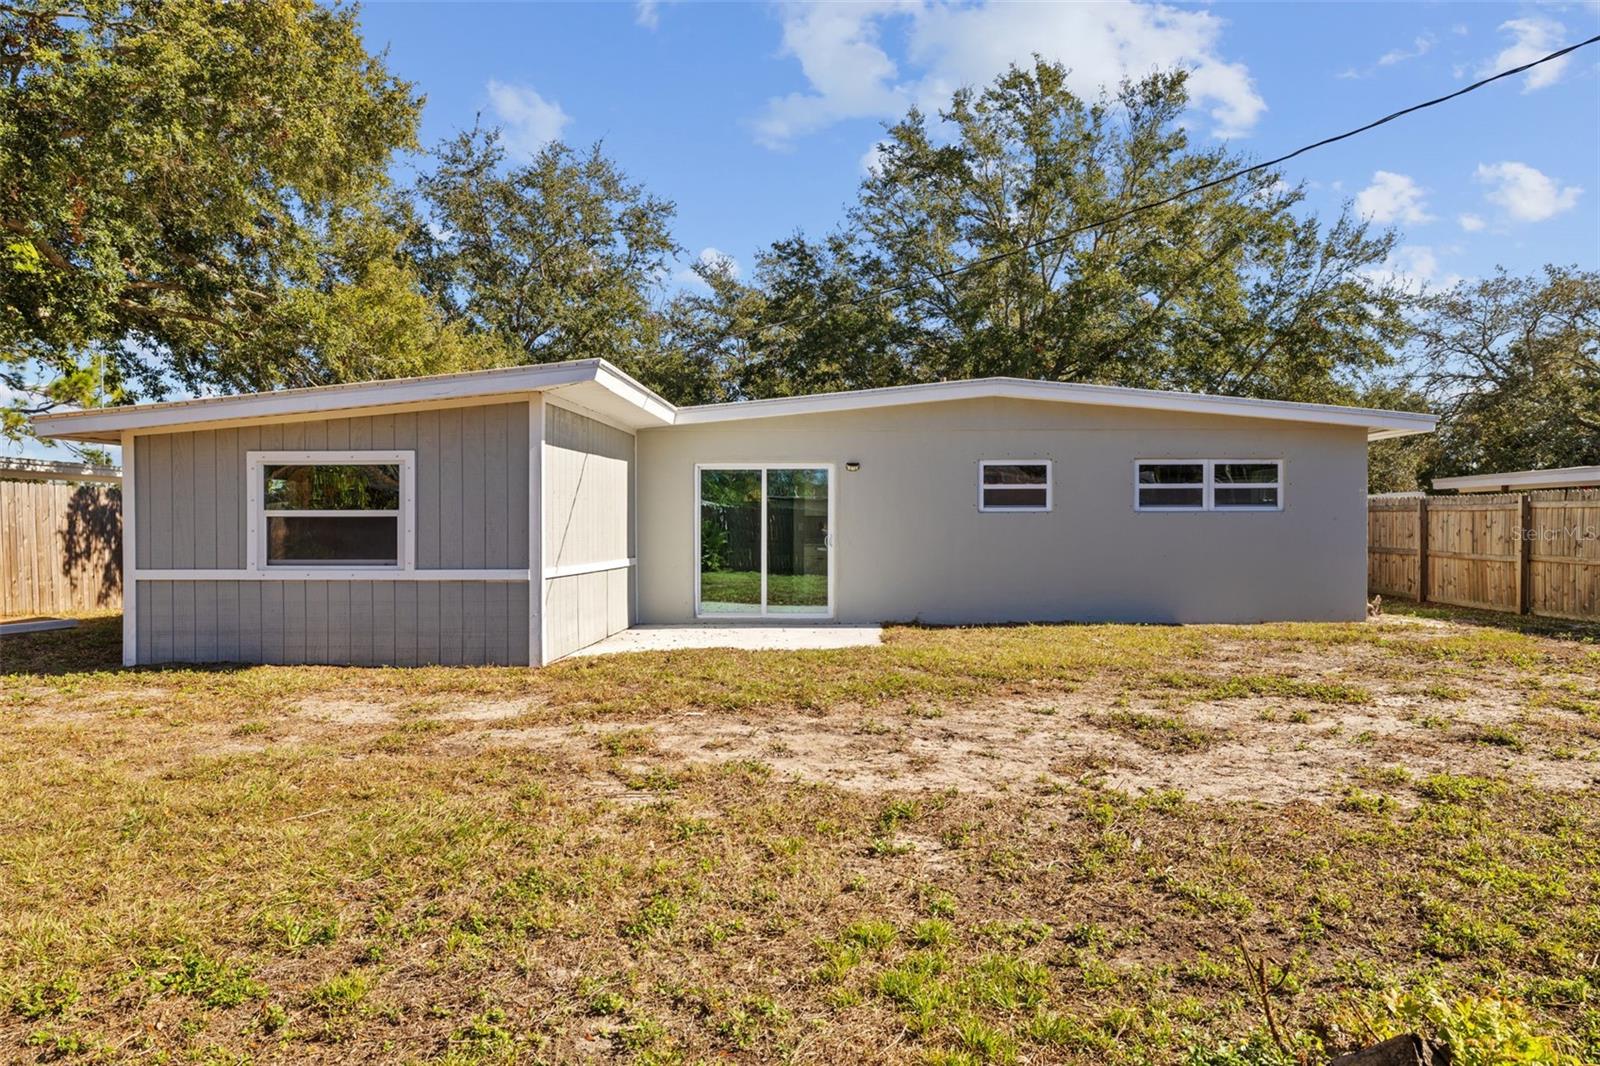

[0,615,256,679]
[1384,599,1600,643]
[1,614,126,676]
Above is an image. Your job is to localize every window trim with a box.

[1133,459,1283,513]
[977,459,1053,513]
[246,450,416,574]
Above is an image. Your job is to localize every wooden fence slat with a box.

[0,479,122,618]
[1371,488,1598,621]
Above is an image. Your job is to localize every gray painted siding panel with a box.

[133,401,530,571]
[130,401,532,666]
[637,398,1370,625]
[540,404,635,660]
[135,580,529,665]
[543,405,634,567]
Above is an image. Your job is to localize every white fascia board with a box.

[31,358,673,442]
[1434,466,1600,492]
[593,362,677,425]
[673,378,1438,440]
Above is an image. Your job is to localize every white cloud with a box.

[635,1,661,30]
[1354,171,1433,225]
[1474,161,1582,221]
[753,1,1265,149]
[1365,244,1462,293]
[697,247,740,278]
[485,81,572,160]
[1379,33,1435,67]
[1483,17,1570,90]
[860,141,890,176]
[675,247,742,288]
[1457,213,1486,232]
[1342,32,1437,77]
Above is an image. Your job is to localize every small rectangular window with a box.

[1136,462,1204,510]
[979,460,1051,512]
[1213,462,1281,510]
[1135,460,1283,512]
[249,451,414,570]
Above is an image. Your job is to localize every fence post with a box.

[1415,495,1429,605]
[1518,494,1532,615]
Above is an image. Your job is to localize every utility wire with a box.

[767,32,1600,328]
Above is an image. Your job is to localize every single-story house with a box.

[1434,465,1600,494]
[31,359,1437,667]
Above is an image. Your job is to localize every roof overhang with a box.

[31,359,675,443]
[30,362,1436,444]
[1434,466,1600,493]
[674,378,1438,441]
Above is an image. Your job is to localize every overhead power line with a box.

[771,31,1600,326]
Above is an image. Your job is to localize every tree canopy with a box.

[1368,266,1599,492]
[404,129,681,390]
[668,61,1410,407]
[0,0,492,438]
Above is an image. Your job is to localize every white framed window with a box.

[246,451,416,572]
[1134,459,1282,512]
[979,460,1052,512]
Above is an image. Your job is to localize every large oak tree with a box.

[0,0,493,440]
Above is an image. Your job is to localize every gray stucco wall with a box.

[542,403,634,659]
[636,398,1370,625]
[131,401,531,666]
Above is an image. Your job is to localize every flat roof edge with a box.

[31,359,675,441]
[674,378,1438,437]
[30,365,1436,443]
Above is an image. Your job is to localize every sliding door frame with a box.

[693,462,836,621]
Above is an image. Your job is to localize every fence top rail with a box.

[1530,487,1600,503]
[1368,495,1424,511]
[1425,492,1522,509]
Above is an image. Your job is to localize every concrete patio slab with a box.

[569,625,882,657]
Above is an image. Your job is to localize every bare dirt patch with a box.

[456,679,1595,804]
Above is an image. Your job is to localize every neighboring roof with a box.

[674,377,1437,440]
[31,358,1438,443]
[0,456,121,483]
[1434,465,1600,493]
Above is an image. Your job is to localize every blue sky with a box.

[360,0,1600,292]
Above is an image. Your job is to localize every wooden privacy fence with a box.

[1368,489,1600,620]
[1,478,122,618]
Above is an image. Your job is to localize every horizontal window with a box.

[248,451,414,572]
[980,460,1051,512]
[1135,460,1282,511]
[267,515,398,565]
[265,463,400,511]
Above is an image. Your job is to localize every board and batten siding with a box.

[136,581,530,666]
[130,402,531,665]
[542,403,634,659]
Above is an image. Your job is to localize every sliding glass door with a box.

[698,465,832,618]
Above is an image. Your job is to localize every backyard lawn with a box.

[1,607,1598,1064]
[699,571,829,610]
